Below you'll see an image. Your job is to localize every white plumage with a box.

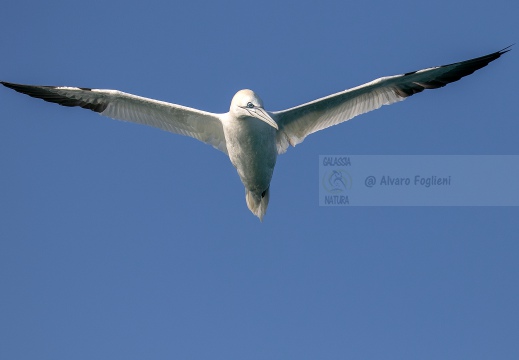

[1,47,510,220]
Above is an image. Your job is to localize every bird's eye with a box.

[246,102,255,108]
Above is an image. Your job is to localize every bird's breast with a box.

[223,117,277,193]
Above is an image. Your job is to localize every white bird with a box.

[1,47,510,221]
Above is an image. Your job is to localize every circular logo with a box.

[322,169,352,194]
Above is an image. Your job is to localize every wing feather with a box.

[274,47,510,154]
[0,82,228,154]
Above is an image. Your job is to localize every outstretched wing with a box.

[1,82,228,154]
[274,47,510,154]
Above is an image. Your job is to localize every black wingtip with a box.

[1,81,42,93]
[1,81,108,113]
[498,44,514,55]
[394,46,510,98]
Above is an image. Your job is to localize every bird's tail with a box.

[245,187,270,222]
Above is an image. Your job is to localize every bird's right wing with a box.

[273,47,510,154]
[1,82,228,154]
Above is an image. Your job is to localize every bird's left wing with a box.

[1,82,228,154]
[274,47,510,154]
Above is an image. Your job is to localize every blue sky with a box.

[1,1,518,359]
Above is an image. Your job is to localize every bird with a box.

[1,46,510,221]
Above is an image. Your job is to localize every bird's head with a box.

[230,89,278,130]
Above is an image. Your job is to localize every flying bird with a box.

[1,47,510,221]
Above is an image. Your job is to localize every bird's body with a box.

[1,47,510,220]
[223,111,277,216]
[222,89,278,219]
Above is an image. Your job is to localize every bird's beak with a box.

[250,107,279,130]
